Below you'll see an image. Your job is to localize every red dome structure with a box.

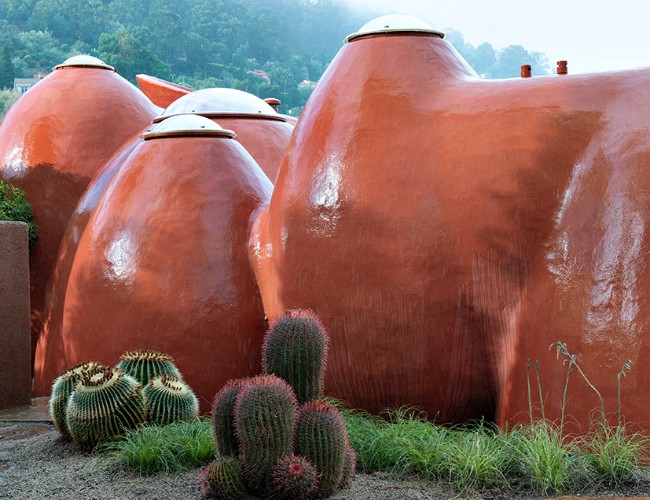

[155,88,294,182]
[249,15,650,427]
[57,115,272,410]
[0,55,158,366]
[33,137,145,394]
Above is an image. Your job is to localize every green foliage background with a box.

[0,180,38,245]
[0,0,548,119]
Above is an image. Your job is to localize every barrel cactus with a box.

[269,453,319,500]
[49,361,101,438]
[211,378,248,457]
[200,457,247,499]
[234,374,298,495]
[295,400,348,498]
[144,376,199,425]
[262,309,329,404]
[66,365,146,450]
[117,349,181,386]
[339,442,357,489]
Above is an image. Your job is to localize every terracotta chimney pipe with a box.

[520,65,532,78]
[264,97,281,113]
[557,60,568,75]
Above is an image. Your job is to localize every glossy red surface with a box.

[0,65,158,367]
[58,130,272,411]
[32,136,144,395]
[135,74,192,108]
[249,32,650,427]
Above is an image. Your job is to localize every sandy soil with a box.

[1,423,649,500]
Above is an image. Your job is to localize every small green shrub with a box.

[0,180,38,245]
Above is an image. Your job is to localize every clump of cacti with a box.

[49,361,101,438]
[211,378,248,457]
[234,375,298,495]
[200,457,248,499]
[66,365,146,451]
[262,309,329,404]
[206,309,355,499]
[295,401,348,498]
[117,349,181,386]
[269,454,319,499]
[144,376,199,425]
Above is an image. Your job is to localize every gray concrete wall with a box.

[0,221,31,410]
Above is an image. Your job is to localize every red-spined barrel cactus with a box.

[269,453,319,500]
[234,375,298,495]
[144,376,199,425]
[66,365,145,450]
[117,349,181,387]
[262,309,329,404]
[295,401,348,498]
[200,457,247,499]
[339,442,357,490]
[211,378,248,457]
[49,361,101,438]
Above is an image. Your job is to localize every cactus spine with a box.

[262,309,329,404]
[234,375,297,495]
[211,378,247,457]
[117,349,181,386]
[144,376,199,425]
[295,401,347,498]
[49,361,101,438]
[200,458,247,499]
[269,453,319,500]
[66,365,146,450]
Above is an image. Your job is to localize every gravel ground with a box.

[1,423,649,500]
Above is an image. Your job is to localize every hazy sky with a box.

[343,0,650,74]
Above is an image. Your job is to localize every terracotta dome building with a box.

[0,56,158,366]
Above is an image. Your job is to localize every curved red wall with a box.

[33,138,143,394]
[249,32,650,427]
[59,132,272,410]
[216,117,294,182]
[0,66,158,366]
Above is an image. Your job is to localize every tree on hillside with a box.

[490,44,549,78]
[98,28,171,82]
[13,30,67,74]
[445,29,549,78]
[0,47,15,89]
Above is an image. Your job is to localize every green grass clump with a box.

[581,422,650,486]
[445,424,513,492]
[100,418,214,474]
[509,420,588,494]
[338,401,649,496]
[340,405,515,491]
[342,405,450,477]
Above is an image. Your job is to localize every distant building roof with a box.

[298,79,317,89]
[246,69,270,83]
[13,75,45,94]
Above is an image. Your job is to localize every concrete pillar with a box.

[0,221,31,410]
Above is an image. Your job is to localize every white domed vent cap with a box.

[153,88,285,123]
[346,15,445,42]
[54,55,115,71]
[143,114,236,140]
